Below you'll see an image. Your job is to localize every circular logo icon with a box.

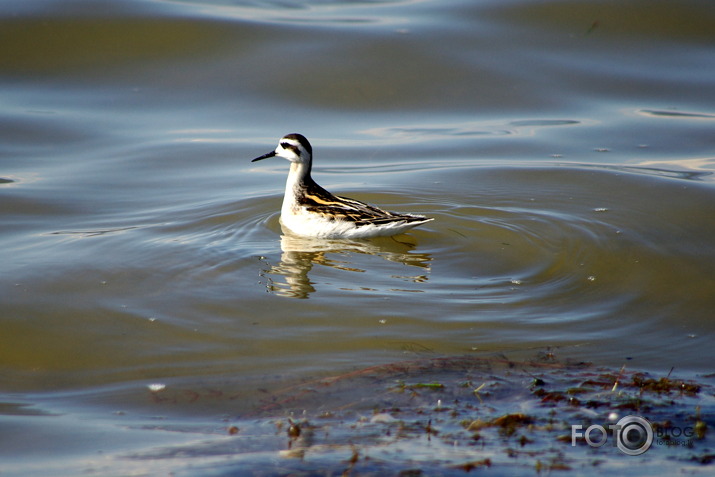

[616,415,653,456]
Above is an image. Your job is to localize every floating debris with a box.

[139,355,713,474]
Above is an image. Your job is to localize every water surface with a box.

[2,0,715,474]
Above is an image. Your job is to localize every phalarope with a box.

[252,134,433,238]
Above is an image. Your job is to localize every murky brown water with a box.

[2,0,715,474]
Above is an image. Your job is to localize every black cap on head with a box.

[282,133,312,156]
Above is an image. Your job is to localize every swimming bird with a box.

[251,134,433,238]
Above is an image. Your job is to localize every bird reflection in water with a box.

[259,232,432,299]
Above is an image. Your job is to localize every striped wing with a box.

[298,183,430,227]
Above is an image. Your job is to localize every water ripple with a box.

[638,109,715,120]
[417,164,715,342]
[156,0,424,27]
[362,118,582,143]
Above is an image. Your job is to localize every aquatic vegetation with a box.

[143,354,714,474]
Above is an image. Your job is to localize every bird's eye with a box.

[280,143,301,155]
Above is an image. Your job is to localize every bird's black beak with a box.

[252,151,276,162]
